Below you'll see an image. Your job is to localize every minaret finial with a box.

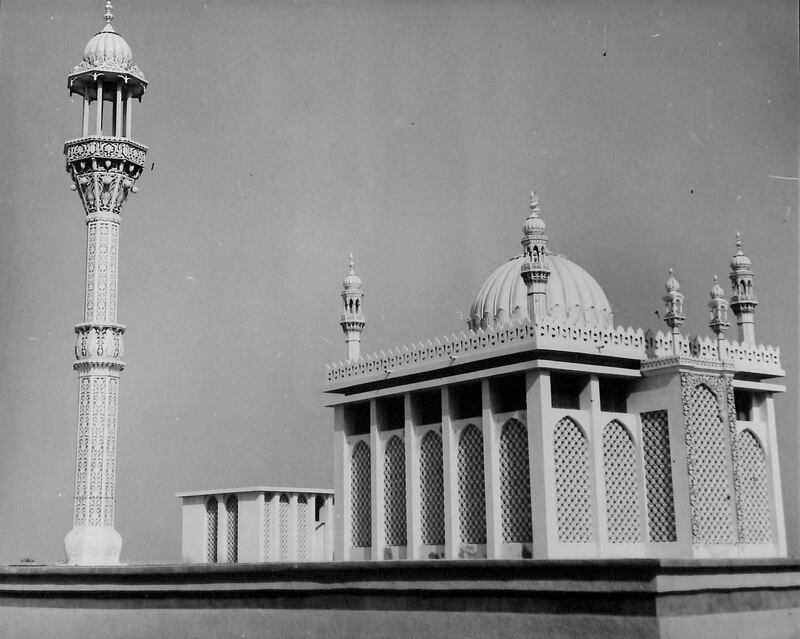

[709,274,730,355]
[104,1,114,24]
[349,252,355,271]
[529,190,540,215]
[520,189,550,323]
[729,231,757,344]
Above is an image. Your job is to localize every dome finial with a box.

[529,190,541,216]
[349,252,355,272]
[104,1,114,24]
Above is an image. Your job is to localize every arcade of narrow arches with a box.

[328,193,786,561]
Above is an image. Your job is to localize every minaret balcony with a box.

[65,135,147,170]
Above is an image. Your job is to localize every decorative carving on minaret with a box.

[729,232,757,344]
[519,190,551,321]
[62,2,147,566]
[340,254,365,361]
[662,269,685,355]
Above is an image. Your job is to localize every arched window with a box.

[279,494,290,560]
[738,430,772,543]
[297,495,308,560]
[602,421,642,543]
[686,383,735,543]
[499,419,532,543]
[351,441,372,547]
[420,431,445,545]
[384,436,407,546]
[263,493,272,561]
[225,495,238,563]
[553,417,593,542]
[457,424,486,544]
[206,497,218,563]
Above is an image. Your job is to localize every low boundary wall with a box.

[0,559,798,638]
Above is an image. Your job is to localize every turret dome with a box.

[83,23,133,70]
[468,253,614,330]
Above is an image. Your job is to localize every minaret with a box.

[340,255,365,361]
[519,191,551,321]
[708,275,730,356]
[729,232,758,344]
[63,2,148,565]
[663,269,685,355]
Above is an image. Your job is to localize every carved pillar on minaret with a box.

[340,255,365,361]
[63,2,148,565]
[729,232,758,345]
[519,191,550,322]
[663,269,685,355]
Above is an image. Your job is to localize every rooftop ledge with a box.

[325,317,783,391]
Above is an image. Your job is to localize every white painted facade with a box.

[327,194,786,562]
[177,487,334,564]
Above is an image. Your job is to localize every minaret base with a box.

[64,525,122,565]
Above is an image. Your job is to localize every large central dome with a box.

[467,192,613,331]
[468,254,614,330]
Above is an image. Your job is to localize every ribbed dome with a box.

[83,23,133,70]
[468,254,614,329]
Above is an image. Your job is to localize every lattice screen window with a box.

[225,495,238,563]
[384,436,407,546]
[420,431,445,545]
[687,384,736,543]
[553,417,593,542]
[297,495,309,560]
[737,430,772,544]
[458,424,486,544]
[499,419,532,543]
[602,421,642,543]
[263,493,272,561]
[351,441,372,547]
[205,497,218,563]
[279,494,290,560]
[641,410,677,542]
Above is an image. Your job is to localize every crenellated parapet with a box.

[327,316,645,386]
[643,328,782,376]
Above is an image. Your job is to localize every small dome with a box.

[709,276,725,300]
[665,268,681,293]
[83,23,133,70]
[342,255,363,291]
[468,253,614,329]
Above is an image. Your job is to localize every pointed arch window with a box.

[205,497,218,563]
[384,436,407,546]
[420,430,445,545]
[737,430,772,544]
[351,441,372,547]
[457,424,486,544]
[225,495,238,563]
[553,417,593,542]
[602,421,642,543]
[499,419,532,543]
[279,494,290,560]
[297,495,309,560]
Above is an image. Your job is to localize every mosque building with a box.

[325,192,786,562]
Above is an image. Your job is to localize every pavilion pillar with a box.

[404,393,421,559]
[441,386,459,559]
[370,399,385,560]
[482,380,501,558]
[526,370,555,558]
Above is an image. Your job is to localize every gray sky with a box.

[0,0,796,563]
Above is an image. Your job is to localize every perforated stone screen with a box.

[686,383,736,543]
[297,495,308,560]
[384,436,407,546]
[420,431,445,545]
[205,497,217,563]
[641,410,677,542]
[458,424,486,544]
[602,421,642,543]
[279,494,290,560]
[225,495,238,563]
[499,419,532,543]
[351,441,372,547]
[738,430,772,543]
[263,493,272,561]
[554,417,593,542]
